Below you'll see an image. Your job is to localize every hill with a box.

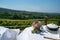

[0,7,60,19]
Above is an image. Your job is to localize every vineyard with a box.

[0,19,59,30]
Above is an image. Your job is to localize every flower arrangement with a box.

[32,28,42,33]
[32,20,42,33]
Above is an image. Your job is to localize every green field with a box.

[0,19,59,30]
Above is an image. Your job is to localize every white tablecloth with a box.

[0,27,8,40]
[17,26,60,40]
[0,26,20,40]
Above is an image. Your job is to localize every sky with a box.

[0,0,60,13]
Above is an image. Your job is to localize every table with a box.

[17,25,60,40]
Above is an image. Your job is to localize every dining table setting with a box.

[17,23,60,40]
[0,23,60,40]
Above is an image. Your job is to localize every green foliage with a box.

[32,29,42,33]
[0,8,60,30]
[0,8,60,19]
[0,20,33,26]
[0,20,33,30]
[0,19,58,30]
